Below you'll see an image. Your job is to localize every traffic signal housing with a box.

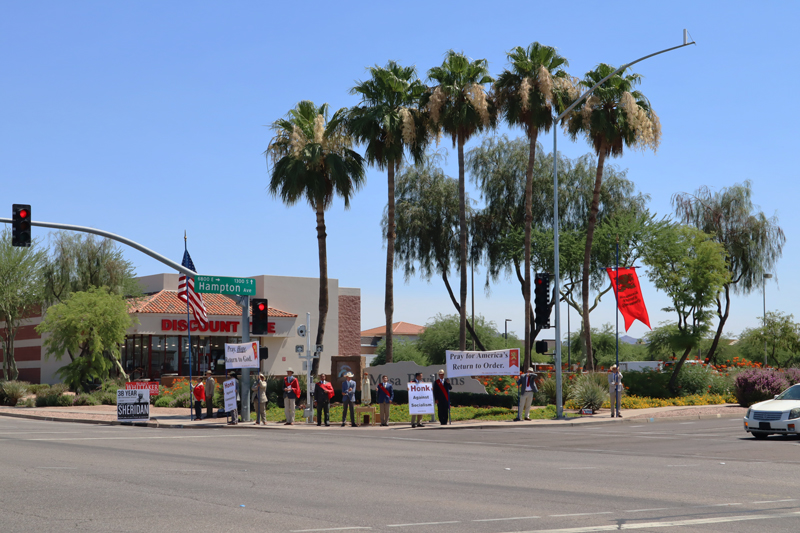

[535,340,548,354]
[12,204,31,247]
[251,298,269,335]
[534,272,551,329]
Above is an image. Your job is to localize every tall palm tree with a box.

[348,61,428,364]
[565,64,661,370]
[425,50,495,351]
[266,101,365,375]
[494,42,574,369]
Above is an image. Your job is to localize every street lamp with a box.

[551,31,695,419]
[505,319,512,347]
[763,273,773,366]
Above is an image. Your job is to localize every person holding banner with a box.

[341,372,358,427]
[314,373,334,426]
[251,373,268,425]
[228,371,241,423]
[283,368,301,425]
[204,370,216,419]
[376,375,394,426]
[515,368,538,421]
[410,372,425,428]
[192,379,205,420]
[609,366,623,417]
[432,370,452,425]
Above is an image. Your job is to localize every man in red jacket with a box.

[192,379,205,420]
[314,373,334,426]
[283,368,302,425]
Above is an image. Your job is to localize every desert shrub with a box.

[782,368,800,386]
[735,369,790,407]
[0,380,30,406]
[169,392,192,408]
[153,396,172,408]
[17,398,35,407]
[536,376,571,405]
[35,383,69,406]
[73,394,100,406]
[622,369,671,398]
[571,379,608,412]
[708,372,734,395]
[100,378,126,394]
[26,384,51,395]
[56,394,74,407]
[675,364,713,396]
[92,391,117,405]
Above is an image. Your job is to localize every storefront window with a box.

[164,336,179,375]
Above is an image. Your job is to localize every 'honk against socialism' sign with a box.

[407,382,434,415]
[445,348,520,378]
[224,342,259,369]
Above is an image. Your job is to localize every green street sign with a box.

[194,276,256,296]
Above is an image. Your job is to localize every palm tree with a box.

[565,64,660,370]
[266,101,365,375]
[348,61,428,364]
[494,42,574,369]
[425,50,495,351]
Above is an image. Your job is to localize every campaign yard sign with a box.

[407,382,434,415]
[125,381,159,396]
[223,378,237,412]
[117,389,150,422]
[224,342,259,369]
[445,348,520,378]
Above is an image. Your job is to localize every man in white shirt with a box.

[608,365,623,417]
[515,368,538,421]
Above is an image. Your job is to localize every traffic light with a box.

[251,298,269,335]
[534,272,551,329]
[12,204,31,247]
[535,340,548,354]
[259,347,269,360]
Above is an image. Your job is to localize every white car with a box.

[743,384,800,439]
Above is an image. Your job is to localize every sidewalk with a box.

[0,403,747,429]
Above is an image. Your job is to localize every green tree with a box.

[738,311,800,368]
[370,338,429,367]
[348,61,429,364]
[565,64,661,370]
[266,101,365,375]
[641,225,730,391]
[416,313,508,365]
[36,287,135,391]
[494,42,573,369]
[0,229,46,380]
[425,50,495,351]
[391,158,487,349]
[672,181,785,363]
[42,232,141,304]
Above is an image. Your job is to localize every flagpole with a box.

[185,231,193,422]
[615,235,619,371]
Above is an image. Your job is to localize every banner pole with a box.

[185,232,193,422]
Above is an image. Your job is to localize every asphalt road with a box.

[1,416,798,533]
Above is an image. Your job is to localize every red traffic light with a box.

[257,302,266,312]
[19,209,28,219]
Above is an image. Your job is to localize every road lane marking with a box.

[549,512,613,517]
[24,435,249,441]
[693,502,741,508]
[753,499,797,504]
[387,521,460,527]
[290,527,371,532]
[433,469,474,472]
[472,516,540,522]
[624,508,672,513]
[35,467,77,469]
[502,511,800,532]
[559,467,597,470]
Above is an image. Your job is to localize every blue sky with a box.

[2,1,797,343]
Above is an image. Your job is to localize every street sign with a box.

[315,344,323,353]
[295,345,304,353]
[194,276,256,296]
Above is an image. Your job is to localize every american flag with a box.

[177,250,208,327]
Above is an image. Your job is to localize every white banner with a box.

[407,382,434,415]
[224,342,260,369]
[445,348,521,377]
[116,389,150,422]
[223,378,237,412]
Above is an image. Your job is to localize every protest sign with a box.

[224,342,259,369]
[223,378,237,412]
[407,382,434,415]
[445,348,520,378]
[117,389,150,422]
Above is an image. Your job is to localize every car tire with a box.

[752,432,769,440]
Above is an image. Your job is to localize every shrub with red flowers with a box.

[734,368,789,407]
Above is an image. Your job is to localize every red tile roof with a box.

[128,291,296,317]
[360,321,426,337]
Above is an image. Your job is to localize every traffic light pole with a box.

[240,296,251,424]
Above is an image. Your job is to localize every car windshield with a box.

[775,385,800,400]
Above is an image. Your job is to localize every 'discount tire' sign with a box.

[117,389,150,422]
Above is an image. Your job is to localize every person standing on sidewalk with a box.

[314,373,334,426]
[283,368,301,425]
[341,372,357,427]
[192,379,205,420]
[228,371,240,424]
[204,370,216,420]
[516,368,538,421]
[432,370,452,425]
[608,365,623,417]
[410,372,425,428]
[251,373,268,425]
[376,375,394,426]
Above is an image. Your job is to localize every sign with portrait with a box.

[117,389,150,422]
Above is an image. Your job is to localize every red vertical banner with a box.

[606,268,651,332]
[508,348,520,369]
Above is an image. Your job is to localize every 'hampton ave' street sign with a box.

[194,276,256,296]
